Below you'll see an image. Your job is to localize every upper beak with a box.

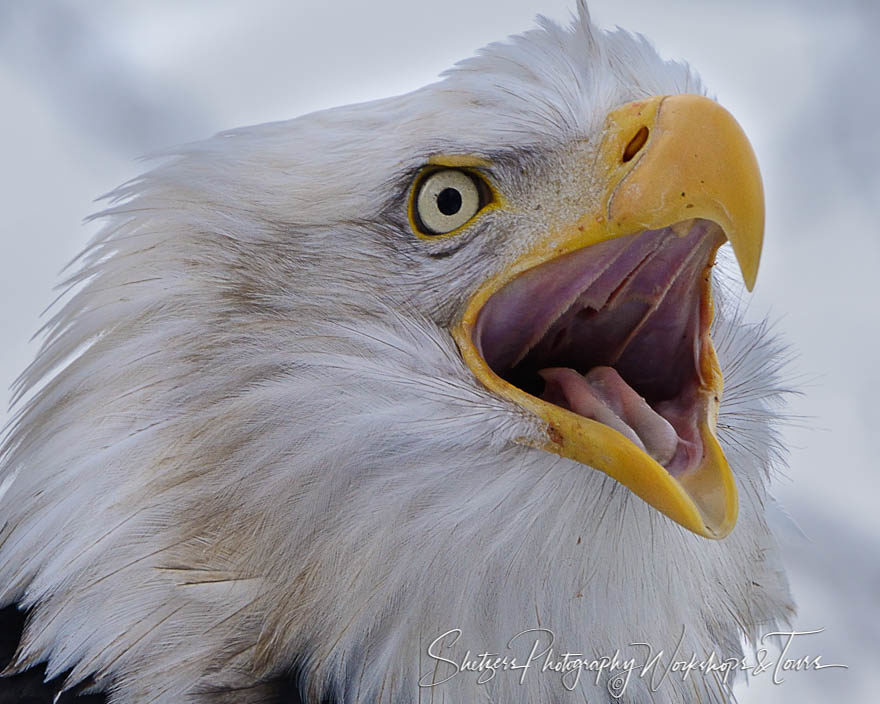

[452,94,764,539]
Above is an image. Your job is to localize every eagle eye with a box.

[410,168,491,236]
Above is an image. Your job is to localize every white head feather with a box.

[0,4,793,702]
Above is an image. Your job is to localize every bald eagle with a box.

[0,4,794,703]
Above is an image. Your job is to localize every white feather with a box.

[0,5,793,703]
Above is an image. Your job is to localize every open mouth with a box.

[451,94,764,537]
[472,218,725,478]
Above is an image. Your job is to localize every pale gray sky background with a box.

[0,1,877,702]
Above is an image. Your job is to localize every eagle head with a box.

[0,3,794,703]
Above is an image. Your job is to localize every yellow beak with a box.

[452,94,764,539]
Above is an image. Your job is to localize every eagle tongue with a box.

[538,366,678,467]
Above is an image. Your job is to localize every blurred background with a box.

[0,1,876,701]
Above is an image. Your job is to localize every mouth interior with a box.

[473,219,725,476]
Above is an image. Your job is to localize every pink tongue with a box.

[539,366,678,467]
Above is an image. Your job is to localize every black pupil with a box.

[437,187,462,216]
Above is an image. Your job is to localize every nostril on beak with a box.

[622,126,649,163]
